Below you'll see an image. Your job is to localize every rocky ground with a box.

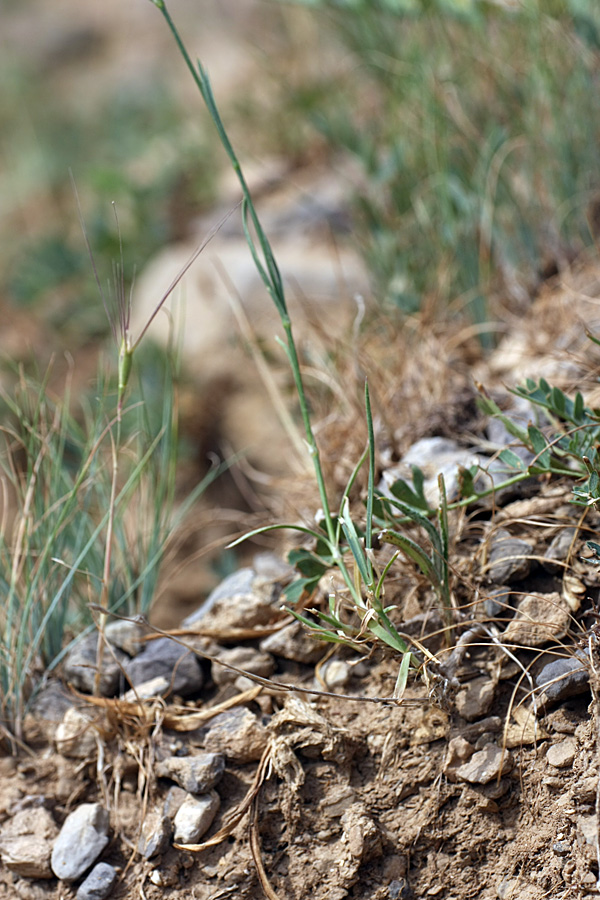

[4,3,600,900]
[3,261,600,899]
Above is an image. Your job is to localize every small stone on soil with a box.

[191,706,269,763]
[138,810,172,859]
[502,592,570,646]
[55,707,98,759]
[541,527,577,574]
[122,636,203,697]
[454,675,496,721]
[485,530,534,584]
[50,803,109,882]
[75,862,117,900]
[546,736,577,768]
[0,808,58,878]
[173,791,220,845]
[211,645,274,686]
[155,752,226,793]
[455,742,513,784]
[63,634,128,696]
[260,621,324,663]
[536,653,589,707]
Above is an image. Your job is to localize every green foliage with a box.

[0,354,218,740]
[277,0,600,337]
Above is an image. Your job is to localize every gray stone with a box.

[163,786,188,820]
[122,637,203,697]
[211,646,274,687]
[182,565,285,633]
[137,810,171,859]
[55,707,98,759]
[484,586,512,619]
[63,634,128,696]
[32,680,73,724]
[322,659,351,689]
[546,736,577,768]
[192,706,269,763]
[104,620,144,656]
[454,676,496,722]
[156,752,225,794]
[455,743,513,784]
[0,808,58,878]
[541,527,577,574]
[536,653,589,707]
[75,862,117,900]
[260,621,324,664]
[502,592,570,647]
[173,791,220,845]
[576,814,597,860]
[485,530,534,584]
[51,803,109,882]
[379,437,487,507]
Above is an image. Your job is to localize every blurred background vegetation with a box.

[2,0,599,361]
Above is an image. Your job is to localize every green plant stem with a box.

[150,0,337,545]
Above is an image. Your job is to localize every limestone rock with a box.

[122,637,203,697]
[75,862,117,900]
[51,803,109,882]
[260,621,324,664]
[211,646,274,687]
[0,808,58,878]
[502,592,570,647]
[547,736,577,768]
[55,707,98,759]
[155,752,226,794]
[484,530,534,584]
[192,706,269,763]
[173,791,220,845]
[63,634,128,696]
[455,743,513,784]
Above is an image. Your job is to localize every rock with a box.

[319,784,357,819]
[0,808,58,878]
[173,791,220,845]
[137,810,172,859]
[553,840,570,856]
[322,660,351,689]
[443,736,475,782]
[163,786,188,820]
[155,752,226,794]
[260,621,324,664]
[455,743,513,784]
[454,676,496,722]
[75,862,117,900]
[502,592,570,647]
[32,680,73,725]
[104,620,144,656]
[547,736,577,768]
[51,803,109,882]
[484,586,512,619]
[504,705,548,748]
[211,646,274,687]
[121,676,171,701]
[122,637,203,697]
[192,706,269,763]
[55,707,98,759]
[183,566,285,633]
[576,815,597,860]
[484,530,534,584]
[63,634,128,696]
[541,527,577,574]
[536,653,589,707]
[461,717,502,741]
[379,437,487,507]
[340,804,382,862]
